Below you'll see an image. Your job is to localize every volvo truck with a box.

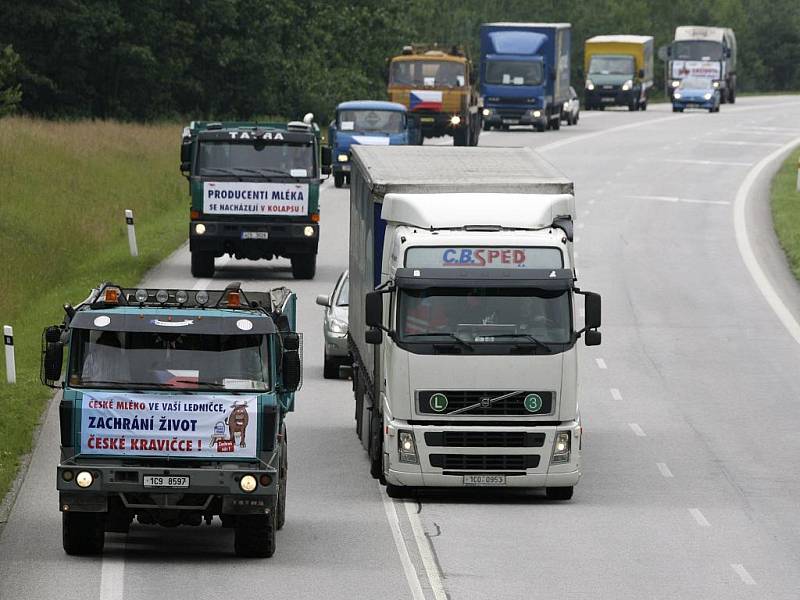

[347,146,601,499]
[665,26,737,103]
[584,35,654,111]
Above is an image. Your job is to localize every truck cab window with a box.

[588,56,635,76]
[673,41,722,61]
[484,60,543,86]
[196,141,314,176]
[390,61,466,87]
[338,110,404,133]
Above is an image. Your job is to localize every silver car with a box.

[315,270,350,378]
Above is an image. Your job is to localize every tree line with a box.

[1,0,798,121]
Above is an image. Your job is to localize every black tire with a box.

[551,117,561,131]
[545,486,573,501]
[290,254,316,279]
[276,425,287,530]
[354,370,364,437]
[501,124,510,131]
[386,484,413,499]
[190,251,214,278]
[482,121,491,131]
[640,102,647,111]
[234,511,276,558]
[368,408,383,479]
[63,512,106,555]
[535,121,545,132]
[333,172,345,188]
[323,352,339,379]
[574,111,579,124]
[628,101,636,111]
[453,125,469,146]
[729,87,735,104]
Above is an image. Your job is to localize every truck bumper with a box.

[413,111,467,138]
[57,463,278,514]
[383,419,581,489]
[585,89,636,107]
[189,219,318,259]
[483,107,546,128]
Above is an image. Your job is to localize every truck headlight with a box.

[550,431,571,465]
[450,115,461,126]
[76,471,94,488]
[398,430,419,464]
[482,108,490,117]
[329,317,348,334]
[240,474,257,493]
[195,223,206,235]
[621,80,633,91]
[303,226,315,237]
[671,80,680,88]
[712,81,720,88]
[673,92,682,99]
[532,110,542,118]
[585,79,594,90]
[337,154,348,162]
[704,92,713,100]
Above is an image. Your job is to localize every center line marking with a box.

[629,423,646,437]
[625,195,730,206]
[731,564,756,585]
[610,388,622,401]
[100,554,125,600]
[595,358,607,369]
[656,462,674,478]
[404,501,448,600]
[689,508,711,527]
[380,485,426,600]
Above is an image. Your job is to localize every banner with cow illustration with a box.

[79,392,258,458]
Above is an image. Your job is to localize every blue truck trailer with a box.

[479,23,572,132]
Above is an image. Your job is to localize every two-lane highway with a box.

[2,96,800,599]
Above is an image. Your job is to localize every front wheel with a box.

[386,484,414,499]
[453,125,469,146]
[368,409,383,479]
[323,352,340,379]
[333,172,345,188]
[545,486,573,501]
[640,102,647,111]
[63,512,106,555]
[550,116,561,131]
[290,254,316,279]
[234,512,276,558]
[190,250,215,278]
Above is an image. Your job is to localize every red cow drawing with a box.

[226,402,250,448]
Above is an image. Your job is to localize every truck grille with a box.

[429,454,540,470]
[495,108,527,119]
[424,431,545,448]
[417,390,553,416]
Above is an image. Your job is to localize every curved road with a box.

[2,96,800,599]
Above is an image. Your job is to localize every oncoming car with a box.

[561,86,580,126]
[672,77,721,113]
[315,270,350,378]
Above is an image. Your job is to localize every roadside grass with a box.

[0,117,186,503]
[771,147,800,281]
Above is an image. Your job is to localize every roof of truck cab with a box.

[674,26,729,42]
[586,35,653,44]
[336,101,406,112]
[350,146,573,196]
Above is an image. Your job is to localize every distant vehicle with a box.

[479,23,572,132]
[181,118,332,279]
[672,77,721,112]
[584,35,654,111]
[561,86,580,125]
[328,101,419,188]
[315,270,350,379]
[386,44,481,146]
[664,26,736,103]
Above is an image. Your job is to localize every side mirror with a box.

[180,141,191,164]
[315,294,331,307]
[180,161,191,174]
[725,48,732,58]
[638,69,645,79]
[281,332,302,391]
[584,292,601,329]
[365,291,383,328]
[321,146,332,175]
[41,326,64,387]
[365,328,382,345]
[584,329,602,346]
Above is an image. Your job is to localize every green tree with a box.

[0,44,22,116]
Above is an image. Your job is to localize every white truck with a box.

[347,146,601,499]
[665,26,737,103]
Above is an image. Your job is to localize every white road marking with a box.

[656,462,674,478]
[380,486,426,600]
[689,508,711,527]
[625,195,730,206]
[734,136,800,347]
[629,423,646,437]
[404,501,448,600]
[595,358,607,369]
[739,126,800,133]
[664,158,753,167]
[100,555,125,600]
[704,140,783,147]
[610,388,622,401]
[731,563,757,585]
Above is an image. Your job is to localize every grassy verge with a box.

[0,117,186,503]
[771,147,800,281]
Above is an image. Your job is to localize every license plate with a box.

[241,231,268,240]
[502,119,519,124]
[420,117,434,123]
[601,97,615,102]
[143,475,189,488]
[463,474,506,486]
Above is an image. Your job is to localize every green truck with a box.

[42,282,302,557]
[181,118,331,279]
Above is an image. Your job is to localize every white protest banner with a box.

[203,182,309,216]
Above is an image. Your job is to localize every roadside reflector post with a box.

[125,209,139,257]
[4,325,16,384]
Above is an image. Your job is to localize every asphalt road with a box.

[2,96,800,599]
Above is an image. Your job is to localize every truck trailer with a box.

[665,26,737,103]
[584,35,654,111]
[347,146,601,499]
[479,23,572,132]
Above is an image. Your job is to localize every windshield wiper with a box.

[77,380,167,389]
[481,333,551,352]
[403,333,474,352]
[172,379,227,388]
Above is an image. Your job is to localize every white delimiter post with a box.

[125,209,139,257]
[4,325,16,384]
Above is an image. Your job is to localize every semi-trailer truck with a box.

[479,23,572,132]
[665,26,737,103]
[347,146,601,499]
[584,35,654,111]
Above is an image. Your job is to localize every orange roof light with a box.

[227,291,241,307]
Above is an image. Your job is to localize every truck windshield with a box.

[196,141,314,177]
[390,60,466,87]
[397,287,571,347]
[338,110,405,133]
[69,329,270,391]
[672,41,723,61]
[588,56,635,76]
[484,60,543,86]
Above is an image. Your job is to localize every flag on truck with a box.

[410,90,443,111]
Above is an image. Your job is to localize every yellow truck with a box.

[584,35,654,111]
[386,45,481,146]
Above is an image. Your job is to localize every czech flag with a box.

[410,90,443,112]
